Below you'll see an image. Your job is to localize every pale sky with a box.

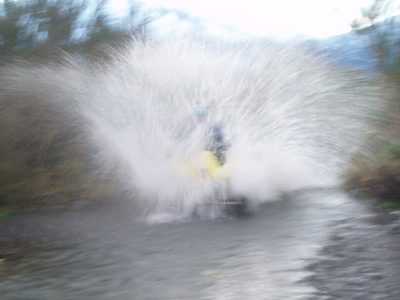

[109,0,379,38]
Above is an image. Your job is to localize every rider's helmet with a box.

[192,105,208,117]
[192,105,208,122]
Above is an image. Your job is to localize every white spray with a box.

[1,38,384,219]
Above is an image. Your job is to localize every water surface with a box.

[1,189,400,299]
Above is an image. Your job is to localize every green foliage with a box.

[346,1,400,207]
[0,208,18,218]
[355,194,376,201]
[379,201,398,208]
[0,148,110,208]
[352,0,400,76]
[345,142,400,204]
[0,0,148,60]
[0,207,35,222]
[0,208,20,222]
[383,139,400,157]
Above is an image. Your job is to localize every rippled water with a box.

[1,189,400,300]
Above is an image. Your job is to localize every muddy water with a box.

[1,189,400,300]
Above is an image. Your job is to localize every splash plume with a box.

[0,38,384,219]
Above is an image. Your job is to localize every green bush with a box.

[345,142,400,202]
[383,139,400,158]
[0,0,149,208]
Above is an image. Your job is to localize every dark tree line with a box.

[0,0,148,60]
[345,1,400,204]
[352,0,400,78]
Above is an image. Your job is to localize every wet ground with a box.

[1,189,400,300]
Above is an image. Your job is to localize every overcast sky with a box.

[108,0,397,39]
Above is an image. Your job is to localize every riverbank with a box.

[344,138,400,209]
[0,197,101,224]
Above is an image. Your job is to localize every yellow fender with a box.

[172,150,231,180]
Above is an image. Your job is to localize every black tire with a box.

[224,195,248,216]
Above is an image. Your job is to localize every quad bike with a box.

[171,149,248,216]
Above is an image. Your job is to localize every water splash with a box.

[1,38,384,219]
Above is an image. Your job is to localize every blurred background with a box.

[0,0,398,61]
[2,2,400,299]
[1,0,400,210]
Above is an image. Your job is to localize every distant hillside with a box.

[311,32,376,71]
[311,15,400,72]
